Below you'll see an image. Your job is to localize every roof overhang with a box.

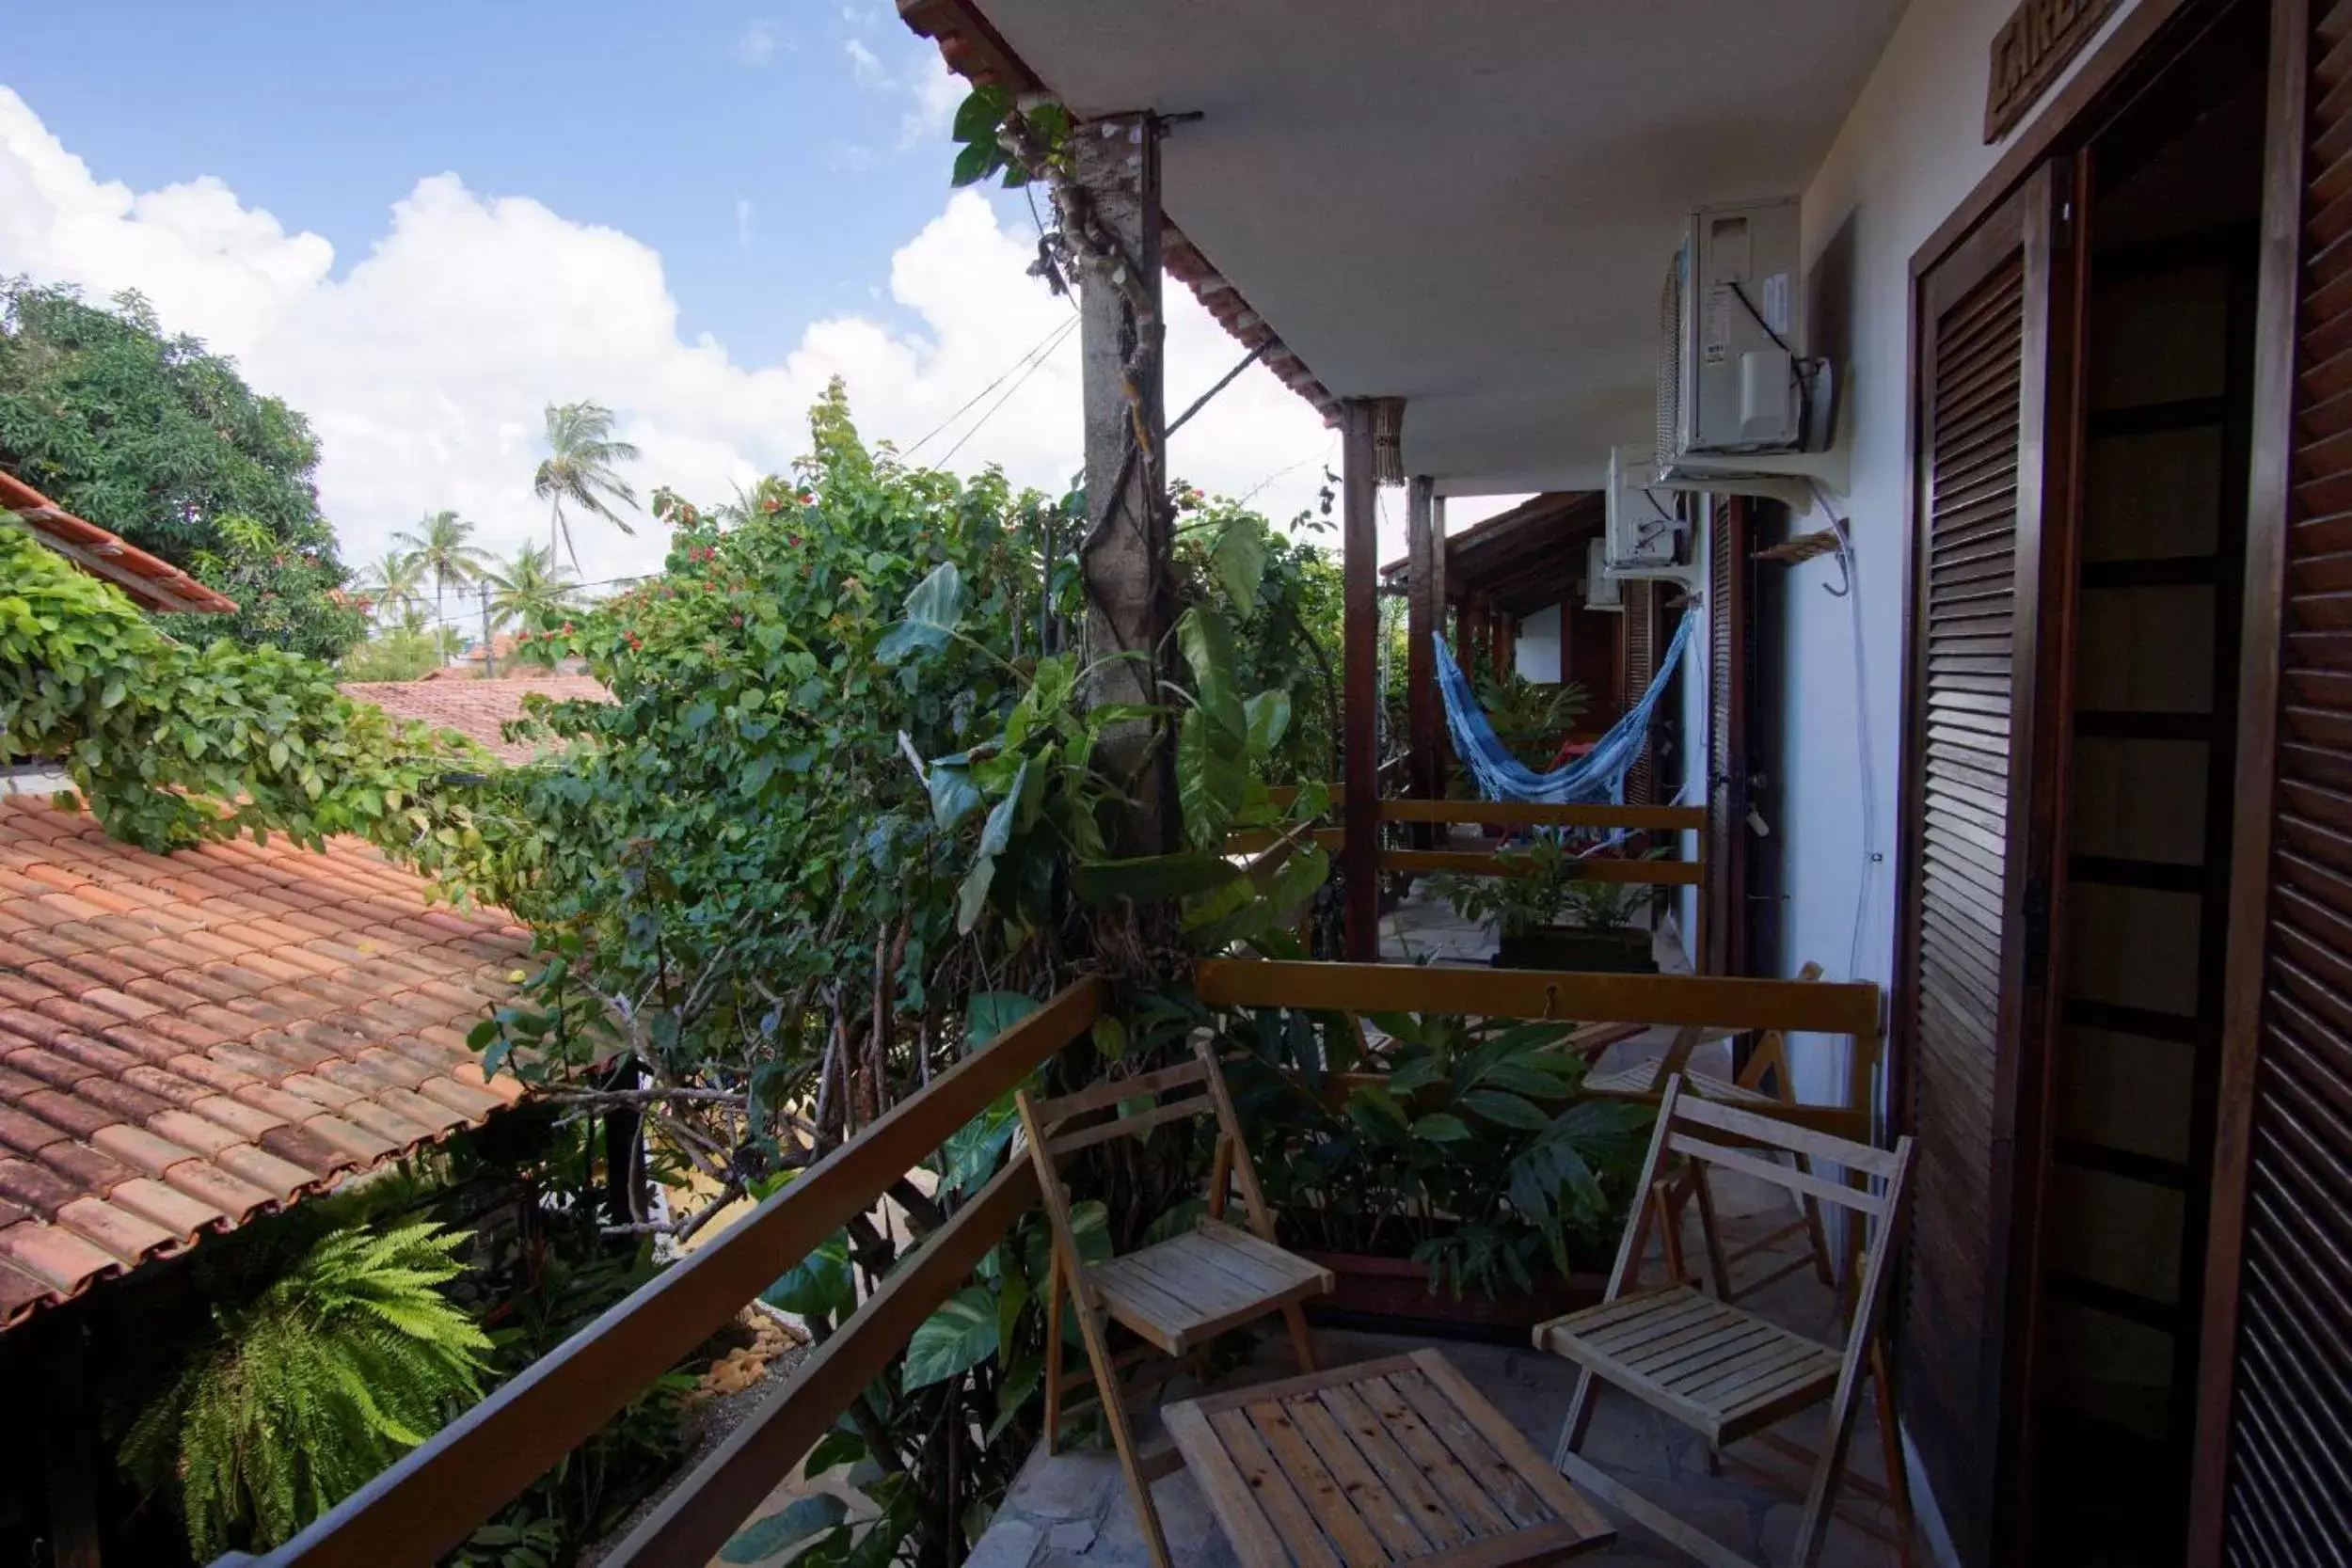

[1,471,238,615]
[1383,491,1604,616]
[904,0,1905,493]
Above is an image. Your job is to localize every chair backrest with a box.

[1609,1075,1915,1361]
[1024,1056,1226,1159]
[1017,1039,1283,1254]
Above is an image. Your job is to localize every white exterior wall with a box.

[1515,602,1564,684]
[1763,0,2148,1076]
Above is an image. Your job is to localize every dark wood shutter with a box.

[1624,579,1658,804]
[2197,0,2352,1559]
[1703,500,1749,974]
[1896,163,2074,1568]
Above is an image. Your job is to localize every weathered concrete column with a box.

[1341,401,1380,960]
[1406,475,1442,842]
[1073,116,1172,860]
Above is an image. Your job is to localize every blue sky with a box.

[8,0,981,365]
[0,5,1370,587]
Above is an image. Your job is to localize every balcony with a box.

[234,946,1895,1568]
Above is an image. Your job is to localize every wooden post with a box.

[1406,475,1440,847]
[1073,115,1173,860]
[1342,400,1380,961]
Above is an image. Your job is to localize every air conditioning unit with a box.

[1658,198,1835,472]
[1602,446,1692,581]
[1582,536,1622,610]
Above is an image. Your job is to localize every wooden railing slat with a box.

[1377,848,1704,885]
[1191,960,1880,1036]
[1377,798,1708,831]
[246,978,1102,1568]
[610,1158,1043,1568]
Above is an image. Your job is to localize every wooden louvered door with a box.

[2193,0,2352,1559]
[1703,499,1750,975]
[1896,160,2079,1568]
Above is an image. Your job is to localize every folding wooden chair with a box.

[1580,964,1838,1298]
[1536,1076,1915,1568]
[1016,1037,1336,1568]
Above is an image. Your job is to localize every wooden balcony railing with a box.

[233,980,1104,1568]
[234,957,1882,1567]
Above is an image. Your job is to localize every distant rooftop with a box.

[340,674,610,765]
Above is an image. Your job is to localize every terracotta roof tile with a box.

[3,471,240,614]
[338,675,610,764]
[0,796,526,1330]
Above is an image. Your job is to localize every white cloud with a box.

[733,21,787,66]
[843,38,887,87]
[734,197,754,248]
[0,87,1334,595]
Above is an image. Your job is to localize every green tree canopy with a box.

[0,278,366,659]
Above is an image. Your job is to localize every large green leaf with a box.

[764,1234,854,1323]
[905,1285,999,1387]
[977,759,1026,856]
[1072,848,1243,905]
[1212,519,1268,611]
[967,991,1039,1048]
[721,1495,850,1564]
[928,757,982,832]
[1176,707,1248,848]
[876,562,966,662]
[956,855,996,935]
[1459,1087,1550,1131]
[1244,690,1291,759]
[1175,608,1246,740]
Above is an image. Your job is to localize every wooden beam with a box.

[1192,960,1881,1035]
[1341,399,1381,960]
[1076,115,1173,860]
[1406,474,1441,839]
[250,980,1104,1568]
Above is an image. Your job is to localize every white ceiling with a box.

[978,0,1908,492]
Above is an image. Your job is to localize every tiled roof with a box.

[1,470,240,615]
[0,795,532,1330]
[339,675,610,765]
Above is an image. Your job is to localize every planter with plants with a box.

[1426,837,1662,973]
[1228,1009,1653,1338]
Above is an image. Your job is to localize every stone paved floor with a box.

[967,1170,1911,1568]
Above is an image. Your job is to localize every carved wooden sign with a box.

[1984,0,2121,141]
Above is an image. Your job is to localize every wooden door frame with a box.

[2186,0,2306,1558]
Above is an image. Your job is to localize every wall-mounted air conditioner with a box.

[1658,198,1835,475]
[1583,536,1622,610]
[1601,446,1692,581]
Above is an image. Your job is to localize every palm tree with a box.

[357,549,425,623]
[483,543,580,634]
[532,402,641,571]
[389,511,490,616]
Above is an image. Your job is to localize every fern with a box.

[125,1219,492,1559]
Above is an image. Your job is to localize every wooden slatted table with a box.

[1164,1349,1614,1568]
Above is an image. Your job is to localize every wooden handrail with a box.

[609,1160,1043,1567]
[1377,848,1704,885]
[244,979,1104,1568]
[1255,788,1707,833]
[1378,799,1707,832]
[1192,960,1880,1037]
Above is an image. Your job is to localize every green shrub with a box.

[123,1220,491,1559]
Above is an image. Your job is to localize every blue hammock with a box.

[1436,612,1696,806]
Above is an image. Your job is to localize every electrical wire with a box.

[935,317,1079,467]
[902,315,1079,462]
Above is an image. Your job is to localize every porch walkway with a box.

[1379,876,1692,974]
[961,1164,1909,1568]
